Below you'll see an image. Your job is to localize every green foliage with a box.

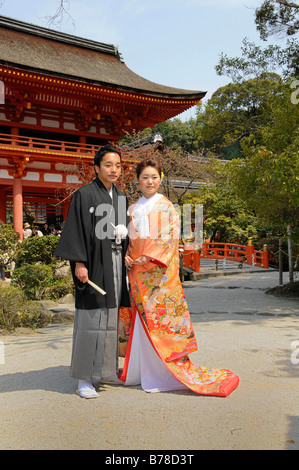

[196,72,285,158]
[12,235,73,301]
[154,118,199,153]
[183,171,258,244]
[119,120,200,154]
[11,263,55,300]
[43,274,74,301]
[230,138,299,236]
[15,235,60,267]
[195,38,298,159]
[0,284,40,331]
[215,38,296,81]
[11,263,74,301]
[255,0,299,41]
[226,75,299,241]
[193,36,298,272]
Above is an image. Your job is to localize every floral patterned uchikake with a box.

[118,196,239,397]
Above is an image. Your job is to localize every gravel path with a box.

[0,271,298,450]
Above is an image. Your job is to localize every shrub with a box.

[12,236,74,301]
[0,284,40,331]
[42,274,75,301]
[11,263,55,300]
[11,263,74,301]
[15,235,60,267]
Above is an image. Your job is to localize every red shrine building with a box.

[0,15,206,239]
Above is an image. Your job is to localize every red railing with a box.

[180,241,269,273]
[200,242,247,261]
[0,132,98,158]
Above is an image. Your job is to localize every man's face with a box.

[95,152,121,188]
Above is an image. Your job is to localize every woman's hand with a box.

[75,262,88,283]
[125,254,151,267]
[133,256,151,265]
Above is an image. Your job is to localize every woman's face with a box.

[138,166,161,199]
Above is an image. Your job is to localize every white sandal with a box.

[76,380,100,399]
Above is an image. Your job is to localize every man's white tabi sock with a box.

[76,380,99,398]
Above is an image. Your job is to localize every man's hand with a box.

[125,254,134,268]
[75,262,88,283]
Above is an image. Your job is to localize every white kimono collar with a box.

[133,193,163,237]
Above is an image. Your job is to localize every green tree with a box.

[194,36,298,281]
[194,39,298,160]
[183,162,258,244]
[196,72,284,159]
[226,84,299,280]
[154,118,199,153]
[15,235,60,267]
[215,37,298,80]
[255,0,299,40]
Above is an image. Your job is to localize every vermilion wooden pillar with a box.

[245,237,255,265]
[13,177,23,240]
[0,189,6,222]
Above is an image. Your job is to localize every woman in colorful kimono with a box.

[120,158,239,397]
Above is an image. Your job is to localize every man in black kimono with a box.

[55,145,130,398]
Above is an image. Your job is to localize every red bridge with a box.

[180,239,269,273]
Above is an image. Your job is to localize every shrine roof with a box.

[0,15,206,100]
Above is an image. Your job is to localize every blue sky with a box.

[0,0,285,120]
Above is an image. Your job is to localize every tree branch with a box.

[46,0,75,29]
[276,0,299,9]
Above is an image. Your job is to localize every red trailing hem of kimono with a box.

[118,306,239,397]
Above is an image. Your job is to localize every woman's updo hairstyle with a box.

[136,158,162,179]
